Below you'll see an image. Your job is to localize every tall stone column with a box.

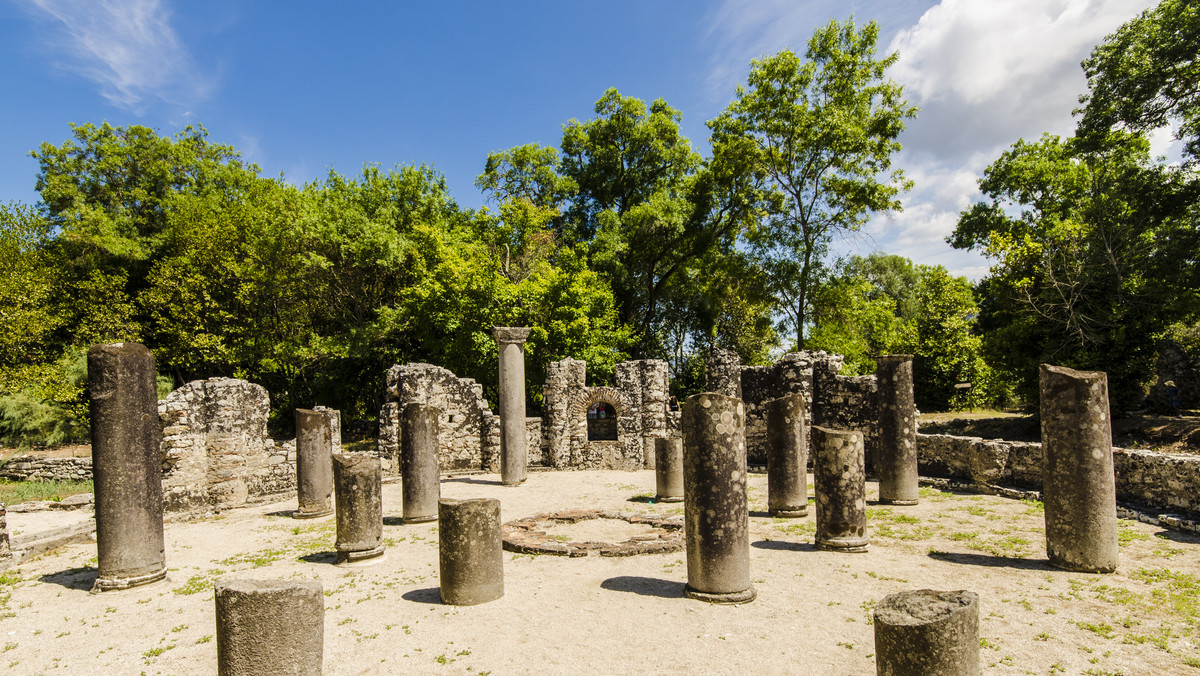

[767,393,808,517]
[294,409,334,519]
[88,343,167,592]
[1040,364,1119,573]
[492,327,532,485]
[215,579,324,675]
[812,426,869,553]
[682,392,755,604]
[654,437,684,502]
[874,589,979,676]
[333,454,385,565]
[876,355,918,505]
[401,403,440,523]
[439,498,504,605]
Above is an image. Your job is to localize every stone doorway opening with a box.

[587,402,618,441]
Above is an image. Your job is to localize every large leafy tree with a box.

[710,19,917,349]
[1075,0,1200,164]
[951,132,1195,406]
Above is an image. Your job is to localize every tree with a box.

[709,19,917,349]
[951,132,1195,406]
[912,265,990,411]
[1076,0,1200,164]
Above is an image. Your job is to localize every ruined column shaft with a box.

[876,355,919,505]
[493,327,532,485]
[1040,364,1119,573]
[294,409,334,519]
[654,436,684,502]
[767,393,808,517]
[401,403,441,523]
[439,498,504,605]
[682,392,755,604]
[333,454,384,565]
[812,426,869,552]
[874,589,980,676]
[215,579,323,675]
[89,342,166,591]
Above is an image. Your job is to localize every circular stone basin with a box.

[502,509,683,557]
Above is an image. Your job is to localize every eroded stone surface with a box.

[333,453,383,563]
[1040,364,1119,573]
[401,403,441,523]
[767,393,808,517]
[682,392,755,603]
[812,425,869,553]
[294,409,333,519]
[874,589,980,676]
[439,498,504,605]
[876,355,918,505]
[89,342,166,591]
[215,578,323,675]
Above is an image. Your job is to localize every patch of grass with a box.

[0,479,92,505]
[215,548,287,569]
[195,635,212,644]
[1117,522,1150,546]
[773,521,815,537]
[1072,620,1117,639]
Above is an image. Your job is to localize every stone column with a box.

[654,437,684,503]
[294,409,334,519]
[88,343,166,592]
[1040,364,1119,573]
[874,589,980,676]
[401,403,441,523]
[492,327,532,485]
[438,498,504,605]
[333,454,385,566]
[767,393,808,518]
[876,355,919,505]
[682,392,755,604]
[812,426,869,553]
[215,579,323,676]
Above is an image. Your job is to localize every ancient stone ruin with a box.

[159,377,293,512]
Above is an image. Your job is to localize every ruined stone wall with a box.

[706,348,743,398]
[918,433,1200,517]
[541,358,669,470]
[525,417,543,466]
[379,364,499,472]
[739,351,838,464]
[0,457,92,483]
[811,357,880,472]
[158,378,294,512]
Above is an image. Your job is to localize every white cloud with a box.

[23,0,212,112]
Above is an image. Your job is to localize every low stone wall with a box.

[0,457,93,483]
[379,363,499,472]
[918,433,1200,517]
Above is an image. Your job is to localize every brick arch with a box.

[568,386,627,421]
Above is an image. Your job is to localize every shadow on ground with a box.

[928,550,1057,571]
[600,575,685,599]
[298,551,338,565]
[401,587,442,604]
[752,539,817,552]
[442,477,504,486]
[39,566,96,591]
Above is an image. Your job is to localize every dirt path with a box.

[1,470,1197,674]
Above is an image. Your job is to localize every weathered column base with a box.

[293,507,334,520]
[403,514,437,524]
[769,506,807,518]
[658,496,683,504]
[336,546,387,567]
[879,498,919,506]
[91,567,167,594]
[816,536,869,553]
[684,585,756,605]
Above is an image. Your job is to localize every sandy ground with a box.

[1,470,1198,675]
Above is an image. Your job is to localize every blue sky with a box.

[0,0,1169,278]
